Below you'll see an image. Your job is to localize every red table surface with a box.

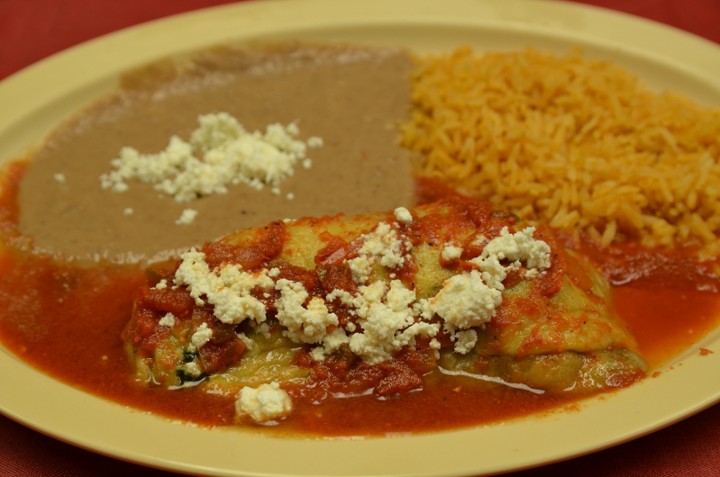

[0,0,719,476]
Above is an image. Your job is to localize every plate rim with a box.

[1,1,720,476]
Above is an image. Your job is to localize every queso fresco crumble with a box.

[155,207,551,422]
[99,112,323,222]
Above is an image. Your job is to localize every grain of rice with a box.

[402,47,720,256]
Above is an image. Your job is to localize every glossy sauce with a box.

[582,241,720,367]
[614,286,719,366]
[0,246,576,433]
[1,165,719,435]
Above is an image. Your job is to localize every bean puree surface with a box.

[18,44,415,263]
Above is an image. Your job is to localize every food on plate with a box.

[123,197,646,423]
[402,48,720,255]
[17,43,415,263]
[99,112,324,204]
[0,41,718,436]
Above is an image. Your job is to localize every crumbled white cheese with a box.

[274,278,339,344]
[393,207,413,225]
[452,329,478,354]
[54,173,66,183]
[173,249,273,324]
[235,382,293,422]
[441,244,463,261]
[255,323,273,340]
[347,255,373,284]
[99,112,323,202]
[412,297,434,321]
[166,222,549,369]
[236,332,254,350]
[191,322,213,349]
[309,328,350,361]
[473,255,507,290]
[175,208,198,225]
[327,280,439,364]
[155,279,168,290]
[431,226,551,331]
[346,222,411,284]
[306,136,324,148]
[158,312,176,328]
[430,270,502,329]
[476,226,551,271]
[123,207,134,216]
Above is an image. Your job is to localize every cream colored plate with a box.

[1,1,720,475]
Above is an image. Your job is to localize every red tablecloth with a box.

[0,1,719,476]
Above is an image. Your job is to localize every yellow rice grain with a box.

[401,47,720,256]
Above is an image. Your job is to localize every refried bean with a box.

[18,43,416,263]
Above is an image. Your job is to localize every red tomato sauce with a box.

[0,249,236,425]
[0,246,575,434]
[577,240,720,366]
[0,166,719,435]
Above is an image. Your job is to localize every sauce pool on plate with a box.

[0,42,719,436]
